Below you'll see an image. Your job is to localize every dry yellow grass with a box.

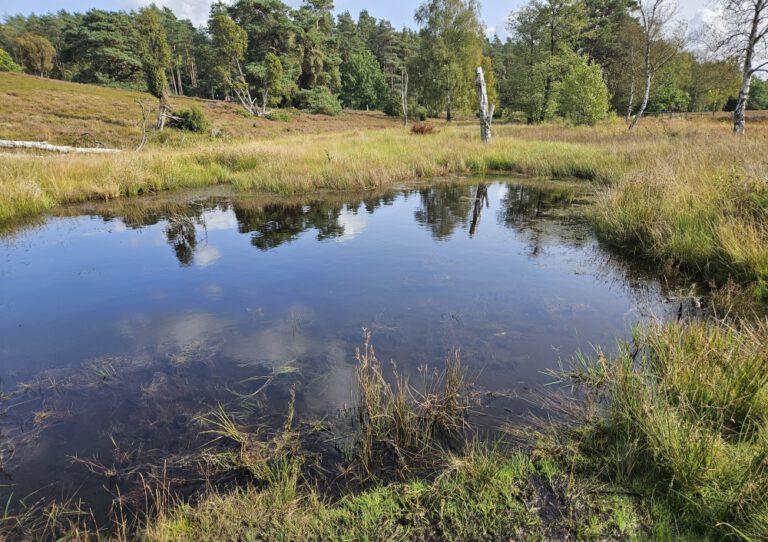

[0,72,397,147]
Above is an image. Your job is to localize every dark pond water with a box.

[0,178,672,521]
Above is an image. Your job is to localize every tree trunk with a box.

[626,77,635,124]
[188,47,198,87]
[541,76,552,122]
[733,5,760,134]
[157,90,170,130]
[260,89,269,116]
[626,44,636,124]
[629,66,651,130]
[401,69,409,126]
[733,72,752,134]
[446,90,452,122]
[476,67,494,144]
[0,139,120,153]
[169,66,178,95]
[176,65,184,97]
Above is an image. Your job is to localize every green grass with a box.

[566,318,768,541]
[144,449,545,542]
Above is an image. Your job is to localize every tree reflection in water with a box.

[413,185,475,240]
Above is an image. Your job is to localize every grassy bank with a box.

[137,335,675,542]
[135,317,768,542]
[0,127,617,223]
[564,317,768,541]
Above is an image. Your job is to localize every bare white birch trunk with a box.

[401,69,409,126]
[733,4,761,134]
[629,68,651,131]
[0,140,121,153]
[475,67,494,144]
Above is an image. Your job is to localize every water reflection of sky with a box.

[0,179,674,512]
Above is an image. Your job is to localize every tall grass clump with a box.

[590,130,768,288]
[572,318,768,540]
[143,336,549,542]
[354,330,470,479]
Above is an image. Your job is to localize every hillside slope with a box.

[0,73,397,148]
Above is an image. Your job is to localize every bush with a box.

[382,91,402,117]
[383,92,428,122]
[556,56,610,126]
[297,86,342,116]
[266,110,292,122]
[411,123,435,135]
[169,106,211,133]
[501,109,529,124]
[0,48,21,72]
[411,104,428,122]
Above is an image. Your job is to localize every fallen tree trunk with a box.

[0,140,121,154]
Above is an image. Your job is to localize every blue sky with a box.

[1,0,707,38]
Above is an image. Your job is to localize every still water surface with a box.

[0,178,671,516]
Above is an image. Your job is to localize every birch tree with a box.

[628,0,686,130]
[414,0,483,121]
[708,0,768,133]
[476,66,494,142]
[137,9,172,130]
[209,13,259,116]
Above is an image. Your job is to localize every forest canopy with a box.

[0,0,759,123]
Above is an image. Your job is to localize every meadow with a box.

[2,72,768,540]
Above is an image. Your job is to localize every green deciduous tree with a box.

[414,0,483,121]
[341,49,387,109]
[14,33,55,77]
[136,8,172,129]
[555,53,610,124]
[748,77,768,109]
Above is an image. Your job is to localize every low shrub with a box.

[0,48,21,72]
[297,86,342,116]
[411,104,428,121]
[266,110,291,122]
[169,106,211,133]
[411,122,435,135]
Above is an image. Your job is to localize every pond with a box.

[0,177,673,522]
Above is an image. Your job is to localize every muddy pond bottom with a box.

[0,178,673,520]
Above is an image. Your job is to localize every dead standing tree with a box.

[475,66,494,143]
[628,0,686,130]
[707,0,768,134]
[401,68,410,126]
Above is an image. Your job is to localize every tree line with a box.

[1,0,766,129]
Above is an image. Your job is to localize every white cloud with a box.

[195,245,221,267]
[203,208,239,231]
[336,209,367,242]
